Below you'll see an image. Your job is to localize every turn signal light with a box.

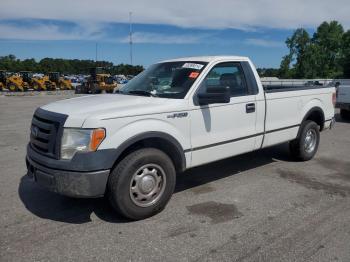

[90,128,106,151]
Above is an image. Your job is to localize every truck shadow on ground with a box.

[18,143,291,224]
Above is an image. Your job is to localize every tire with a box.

[289,120,320,161]
[340,109,350,120]
[92,85,101,94]
[8,83,18,92]
[75,85,82,94]
[107,148,176,220]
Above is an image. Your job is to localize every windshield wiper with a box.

[127,90,158,97]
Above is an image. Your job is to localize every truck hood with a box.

[41,94,189,127]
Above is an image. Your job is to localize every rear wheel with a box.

[340,109,350,120]
[107,148,176,220]
[8,83,18,92]
[289,120,320,161]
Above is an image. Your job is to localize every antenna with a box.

[129,12,133,65]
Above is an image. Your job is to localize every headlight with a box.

[61,128,105,160]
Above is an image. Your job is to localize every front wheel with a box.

[32,83,41,91]
[289,120,320,161]
[8,83,18,92]
[107,148,176,220]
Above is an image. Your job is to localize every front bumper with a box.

[26,144,116,198]
[26,156,109,197]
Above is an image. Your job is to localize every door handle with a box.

[246,103,255,113]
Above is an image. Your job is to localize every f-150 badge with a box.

[167,112,188,118]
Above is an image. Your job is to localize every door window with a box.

[200,62,248,97]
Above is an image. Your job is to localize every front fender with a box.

[99,117,190,151]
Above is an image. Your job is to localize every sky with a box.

[1,0,350,68]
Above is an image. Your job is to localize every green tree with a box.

[341,30,350,77]
[279,54,293,78]
[279,21,346,79]
[282,28,315,78]
[312,21,344,78]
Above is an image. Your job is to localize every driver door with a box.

[190,62,258,167]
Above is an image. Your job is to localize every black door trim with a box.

[185,124,300,152]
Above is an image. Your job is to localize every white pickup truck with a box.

[26,56,336,220]
[335,81,350,119]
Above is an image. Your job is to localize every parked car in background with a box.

[126,74,134,80]
[336,82,350,119]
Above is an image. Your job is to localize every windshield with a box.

[119,61,208,99]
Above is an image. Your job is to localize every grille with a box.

[30,108,67,159]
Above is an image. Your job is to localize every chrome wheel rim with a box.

[129,164,166,207]
[304,129,317,153]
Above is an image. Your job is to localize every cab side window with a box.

[201,62,248,97]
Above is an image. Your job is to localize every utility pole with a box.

[129,12,133,65]
[95,42,98,64]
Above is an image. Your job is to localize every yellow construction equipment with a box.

[19,71,34,90]
[76,67,117,94]
[32,75,49,91]
[0,70,6,91]
[6,73,29,92]
[46,72,73,90]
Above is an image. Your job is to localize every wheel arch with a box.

[300,106,325,134]
[110,132,187,173]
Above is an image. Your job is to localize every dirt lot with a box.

[1,94,350,262]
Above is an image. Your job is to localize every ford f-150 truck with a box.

[26,56,336,220]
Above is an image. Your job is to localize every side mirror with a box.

[197,86,230,105]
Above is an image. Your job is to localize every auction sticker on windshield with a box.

[182,63,204,70]
[189,72,200,78]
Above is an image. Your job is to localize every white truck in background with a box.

[26,56,336,220]
[335,80,350,119]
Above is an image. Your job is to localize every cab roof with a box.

[161,55,250,63]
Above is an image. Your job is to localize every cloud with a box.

[0,21,106,41]
[0,21,210,44]
[245,38,283,47]
[119,32,208,44]
[0,0,349,30]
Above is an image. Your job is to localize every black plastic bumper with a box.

[26,156,109,197]
[26,144,115,197]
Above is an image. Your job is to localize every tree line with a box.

[0,54,144,76]
[259,21,350,79]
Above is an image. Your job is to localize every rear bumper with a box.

[26,156,109,198]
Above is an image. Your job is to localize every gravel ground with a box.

[0,94,350,262]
